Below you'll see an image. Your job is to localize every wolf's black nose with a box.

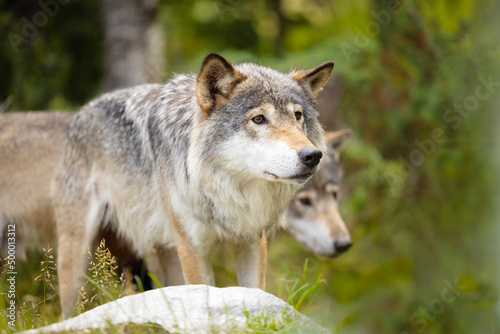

[299,147,322,168]
[334,240,352,254]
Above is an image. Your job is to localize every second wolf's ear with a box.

[325,129,351,160]
[293,61,334,98]
[196,53,244,116]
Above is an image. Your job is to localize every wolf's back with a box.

[63,78,195,178]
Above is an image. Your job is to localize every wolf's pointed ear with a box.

[196,53,244,116]
[293,61,334,98]
[325,129,351,160]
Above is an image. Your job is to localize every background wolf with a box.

[0,112,71,261]
[52,53,333,317]
[287,129,352,258]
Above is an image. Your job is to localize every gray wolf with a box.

[53,53,333,317]
[286,129,352,258]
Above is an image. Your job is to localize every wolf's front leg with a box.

[177,234,214,285]
[56,205,97,319]
[57,234,89,319]
[236,233,267,289]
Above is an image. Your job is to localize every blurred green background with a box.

[1,0,499,332]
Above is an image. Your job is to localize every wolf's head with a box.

[286,130,352,258]
[195,53,333,185]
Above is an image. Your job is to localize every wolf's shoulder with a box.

[78,74,196,119]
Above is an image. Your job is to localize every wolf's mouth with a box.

[265,171,314,182]
[287,172,314,182]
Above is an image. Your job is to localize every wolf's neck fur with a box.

[191,160,300,242]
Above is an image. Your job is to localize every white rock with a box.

[23,285,331,333]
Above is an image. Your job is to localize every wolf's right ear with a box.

[325,129,351,160]
[196,53,244,116]
[293,61,334,98]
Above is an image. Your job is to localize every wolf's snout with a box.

[334,239,352,254]
[298,147,322,168]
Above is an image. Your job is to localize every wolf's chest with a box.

[187,177,297,240]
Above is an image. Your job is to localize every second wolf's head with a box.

[194,54,333,186]
[286,130,352,258]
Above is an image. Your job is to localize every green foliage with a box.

[0,0,103,110]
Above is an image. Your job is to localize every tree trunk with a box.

[270,0,285,58]
[101,0,165,91]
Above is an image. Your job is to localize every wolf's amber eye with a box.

[252,115,266,124]
[299,197,312,206]
[295,111,302,121]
